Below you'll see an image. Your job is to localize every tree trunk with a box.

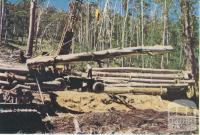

[92,72,188,80]
[108,83,189,88]
[93,67,189,74]
[99,77,195,84]
[161,0,167,69]
[141,0,144,68]
[0,66,28,74]
[105,87,167,95]
[35,8,43,52]
[180,0,198,82]
[26,0,37,57]
[27,45,173,67]
[0,0,4,45]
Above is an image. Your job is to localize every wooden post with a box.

[26,0,37,57]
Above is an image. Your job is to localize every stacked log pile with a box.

[1,45,191,97]
[92,67,195,95]
[0,65,67,104]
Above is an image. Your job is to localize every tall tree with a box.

[0,0,4,45]
[141,0,144,68]
[160,0,167,69]
[121,0,129,67]
[180,0,198,98]
[26,0,37,57]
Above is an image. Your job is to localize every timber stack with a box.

[0,45,174,105]
[0,45,195,97]
[92,67,195,97]
[0,45,197,119]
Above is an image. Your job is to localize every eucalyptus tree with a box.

[180,0,198,82]
[0,0,5,45]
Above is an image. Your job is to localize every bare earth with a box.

[44,91,199,134]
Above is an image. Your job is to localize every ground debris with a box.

[48,109,181,134]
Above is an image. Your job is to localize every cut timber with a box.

[0,80,9,86]
[0,73,32,82]
[99,77,195,84]
[27,45,173,67]
[0,73,7,80]
[93,67,190,74]
[105,87,167,95]
[92,72,189,79]
[25,80,66,90]
[108,82,189,88]
[11,84,31,91]
[0,66,28,75]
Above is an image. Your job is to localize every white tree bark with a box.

[0,0,4,45]
[26,0,37,57]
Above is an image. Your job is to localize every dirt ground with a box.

[42,90,199,134]
[52,91,199,114]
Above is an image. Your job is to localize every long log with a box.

[0,66,28,74]
[107,82,189,88]
[25,80,66,90]
[0,73,32,82]
[105,87,167,95]
[92,72,189,79]
[27,45,173,67]
[0,80,9,87]
[0,73,7,80]
[93,67,191,74]
[100,77,195,84]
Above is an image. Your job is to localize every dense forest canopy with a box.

[0,0,199,70]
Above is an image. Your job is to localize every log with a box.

[92,72,189,79]
[0,73,32,82]
[105,87,167,95]
[25,80,66,90]
[107,83,189,88]
[11,84,31,91]
[93,67,190,74]
[27,45,173,67]
[0,73,7,80]
[99,77,195,84]
[0,80,9,87]
[0,66,28,75]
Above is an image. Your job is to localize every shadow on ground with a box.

[0,92,82,133]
